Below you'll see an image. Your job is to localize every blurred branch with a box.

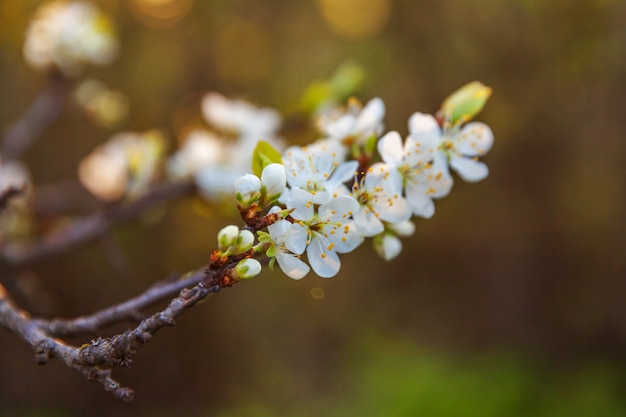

[1,70,70,160]
[31,179,100,217]
[39,270,204,337]
[0,180,196,268]
[0,265,228,401]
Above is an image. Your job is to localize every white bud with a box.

[234,258,262,280]
[373,234,402,261]
[218,225,239,250]
[236,230,255,253]
[387,220,415,237]
[235,174,262,195]
[261,163,286,198]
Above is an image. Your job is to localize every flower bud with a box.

[261,163,286,199]
[387,220,415,237]
[236,229,255,253]
[233,258,262,280]
[218,225,239,250]
[373,234,402,261]
[234,173,262,203]
[439,81,491,125]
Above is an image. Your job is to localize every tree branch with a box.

[2,70,70,160]
[0,283,135,401]
[0,265,228,401]
[39,269,204,337]
[0,180,196,268]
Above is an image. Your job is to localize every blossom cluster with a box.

[168,92,284,198]
[23,1,118,76]
[68,78,493,282]
[223,81,494,280]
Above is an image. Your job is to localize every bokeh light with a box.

[316,0,392,40]
[128,0,195,28]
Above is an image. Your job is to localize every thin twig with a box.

[39,269,204,337]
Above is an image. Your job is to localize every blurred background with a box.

[1,0,625,416]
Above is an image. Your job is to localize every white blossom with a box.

[351,162,411,237]
[267,208,310,280]
[438,121,494,182]
[167,131,225,180]
[23,1,118,75]
[201,92,282,143]
[378,119,453,218]
[282,140,356,205]
[78,131,164,201]
[318,97,385,146]
[284,188,363,278]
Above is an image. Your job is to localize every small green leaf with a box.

[251,141,282,177]
[439,81,492,125]
[331,62,365,99]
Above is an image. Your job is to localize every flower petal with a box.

[405,182,436,218]
[276,251,310,280]
[307,235,341,278]
[408,112,440,137]
[456,122,494,157]
[354,208,384,237]
[356,97,385,132]
[284,223,309,255]
[377,131,404,166]
[450,156,489,182]
[287,187,315,220]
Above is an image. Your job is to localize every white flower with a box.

[267,208,310,280]
[437,120,494,182]
[201,92,282,142]
[285,188,363,278]
[191,93,286,199]
[318,97,385,146]
[167,131,225,180]
[78,131,164,201]
[351,162,411,237]
[23,1,118,75]
[282,140,356,205]
[378,125,453,218]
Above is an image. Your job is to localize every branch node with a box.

[34,339,55,365]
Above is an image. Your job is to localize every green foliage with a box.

[219,337,626,417]
[251,141,282,177]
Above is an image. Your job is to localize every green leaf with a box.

[331,62,365,99]
[439,81,492,125]
[251,141,282,177]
